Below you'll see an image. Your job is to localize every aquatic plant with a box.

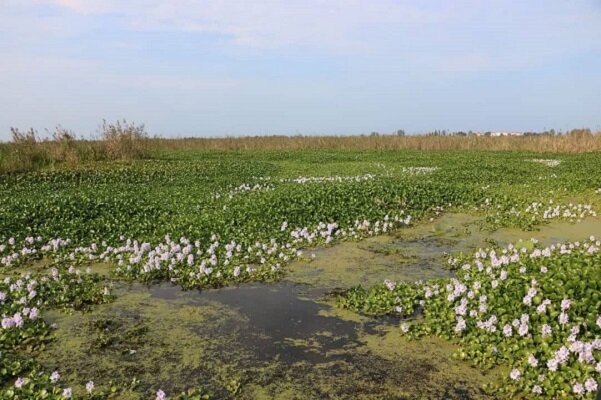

[338,238,601,398]
[0,149,600,397]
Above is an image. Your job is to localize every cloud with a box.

[44,0,452,52]
[112,75,241,91]
[31,0,600,70]
[1,0,600,138]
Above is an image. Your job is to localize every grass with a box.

[146,130,601,153]
[1,125,600,173]
[0,120,149,173]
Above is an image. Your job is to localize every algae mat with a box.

[40,281,494,399]
[286,213,601,289]
[36,214,601,399]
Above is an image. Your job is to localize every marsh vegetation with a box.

[0,146,600,399]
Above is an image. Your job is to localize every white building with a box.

[490,131,523,137]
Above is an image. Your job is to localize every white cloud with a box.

[45,0,452,52]
[27,0,598,69]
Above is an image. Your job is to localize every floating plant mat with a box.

[286,213,601,289]
[37,281,497,399]
[15,214,601,399]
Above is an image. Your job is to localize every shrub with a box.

[0,128,52,172]
[99,119,148,161]
[48,125,80,165]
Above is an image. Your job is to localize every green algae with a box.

[38,284,249,398]
[286,213,601,288]
[33,280,497,399]
[26,213,601,399]
[358,323,501,384]
[490,217,601,247]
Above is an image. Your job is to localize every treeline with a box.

[370,128,595,137]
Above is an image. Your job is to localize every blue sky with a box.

[1,0,600,139]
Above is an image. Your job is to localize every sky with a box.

[1,0,600,139]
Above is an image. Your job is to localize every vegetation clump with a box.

[338,239,601,398]
[0,120,149,173]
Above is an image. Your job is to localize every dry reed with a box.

[147,131,601,153]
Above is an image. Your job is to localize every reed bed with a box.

[148,131,601,153]
[2,127,599,173]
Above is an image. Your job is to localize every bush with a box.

[99,119,148,161]
[0,120,150,173]
[48,125,80,165]
[0,128,52,172]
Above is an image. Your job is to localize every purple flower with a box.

[541,324,552,337]
[1,316,15,329]
[86,381,95,393]
[528,354,539,367]
[156,389,167,400]
[573,383,584,395]
[62,387,72,398]
[559,312,569,325]
[50,371,60,383]
[14,377,27,388]
[584,378,598,393]
[454,317,466,333]
[509,369,520,381]
[518,323,529,336]
[13,312,24,328]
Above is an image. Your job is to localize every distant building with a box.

[490,131,523,137]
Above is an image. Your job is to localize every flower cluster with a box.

[400,166,439,175]
[213,182,275,199]
[0,237,70,268]
[281,173,377,184]
[530,159,562,167]
[339,237,601,398]
[524,201,596,220]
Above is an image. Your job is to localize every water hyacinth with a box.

[339,238,601,398]
[0,263,112,398]
[213,173,381,200]
[1,152,601,398]
[1,213,412,291]
[0,213,414,397]
[530,159,562,167]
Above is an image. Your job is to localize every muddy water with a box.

[41,281,495,400]
[37,214,601,399]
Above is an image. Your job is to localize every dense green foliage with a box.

[2,150,600,245]
[338,240,601,398]
[0,149,600,398]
